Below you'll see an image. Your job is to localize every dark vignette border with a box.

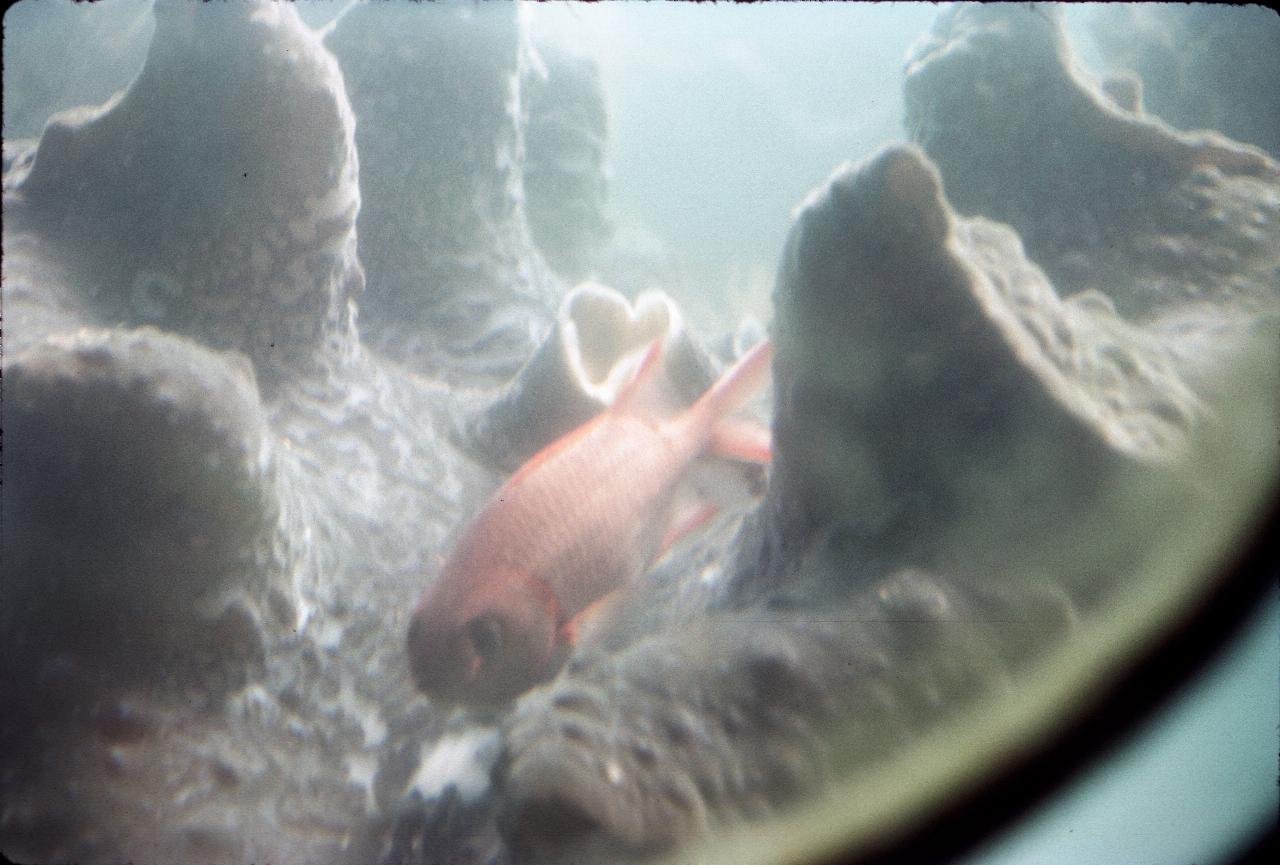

[823,481,1280,865]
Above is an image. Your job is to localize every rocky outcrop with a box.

[2,4,466,863]
[903,4,1280,324]
[751,144,1217,599]
[1088,4,1280,160]
[487,140,1180,863]
[4,327,277,672]
[326,0,561,387]
[8,0,364,396]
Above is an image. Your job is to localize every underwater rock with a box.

[903,4,1280,322]
[2,327,278,677]
[497,564,1075,865]
[1,3,494,863]
[490,137,1220,861]
[7,0,363,397]
[327,0,560,387]
[460,281,720,472]
[1088,4,1280,159]
[523,41,613,283]
[0,326,295,865]
[750,143,1206,597]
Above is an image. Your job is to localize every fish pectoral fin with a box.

[708,415,772,464]
[558,590,624,646]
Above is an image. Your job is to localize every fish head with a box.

[407,567,559,707]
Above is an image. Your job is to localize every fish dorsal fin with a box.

[611,338,664,415]
[506,419,593,487]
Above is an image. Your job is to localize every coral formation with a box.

[4,327,276,679]
[326,0,561,387]
[486,140,1194,863]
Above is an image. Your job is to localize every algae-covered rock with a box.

[2,3,480,862]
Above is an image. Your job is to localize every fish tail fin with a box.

[683,338,773,445]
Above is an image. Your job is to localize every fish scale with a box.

[540,417,687,616]
[495,415,680,617]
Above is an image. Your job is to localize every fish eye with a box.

[467,616,504,663]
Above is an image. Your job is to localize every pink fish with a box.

[407,338,773,706]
